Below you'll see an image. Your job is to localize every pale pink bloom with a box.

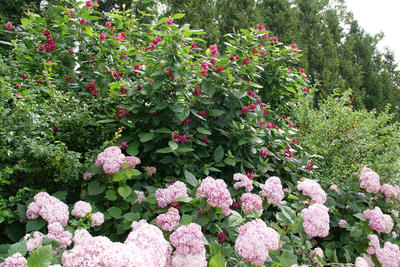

[26,202,40,220]
[362,254,375,266]
[145,166,156,176]
[355,257,369,267]
[366,234,380,255]
[0,253,27,267]
[338,219,348,228]
[363,208,385,233]
[125,220,172,266]
[376,242,400,267]
[170,223,205,256]
[233,173,253,192]
[302,204,330,238]
[83,171,96,181]
[156,207,180,231]
[235,219,280,266]
[156,181,188,208]
[297,179,327,205]
[123,156,141,169]
[196,177,233,216]
[45,222,72,254]
[382,214,394,234]
[24,232,44,253]
[27,192,69,227]
[311,248,324,267]
[95,146,126,174]
[261,176,284,205]
[132,190,146,204]
[170,252,207,267]
[329,184,340,193]
[360,167,380,194]
[165,18,174,26]
[90,211,104,227]
[380,184,400,204]
[240,193,262,213]
[71,201,92,218]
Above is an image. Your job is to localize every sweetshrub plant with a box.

[1,1,400,267]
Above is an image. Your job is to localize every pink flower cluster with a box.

[39,29,56,52]
[155,181,188,208]
[95,146,140,174]
[26,192,69,227]
[145,166,156,176]
[240,193,262,212]
[196,177,233,216]
[380,183,400,203]
[311,248,324,267]
[355,257,369,267]
[366,234,380,255]
[45,222,73,254]
[156,207,180,231]
[233,173,253,192]
[297,179,327,205]
[90,211,104,227]
[170,223,207,267]
[83,171,95,181]
[360,166,380,193]
[0,253,27,267]
[235,219,280,266]
[24,231,44,253]
[71,200,92,218]
[261,176,284,205]
[363,207,386,232]
[301,204,330,238]
[5,22,14,30]
[172,131,190,144]
[338,219,347,228]
[376,242,400,267]
[209,44,219,57]
[125,220,172,266]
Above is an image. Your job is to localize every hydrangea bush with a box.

[1,1,400,267]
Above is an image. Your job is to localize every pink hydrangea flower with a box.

[355,257,369,267]
[27,192,69,227]
[376,242,400,267]
[367,234,380,255]
[156,207,180,231]
[45,222,72,254]
[302,204,330,238]
[233,173,253,192]
[329,184,340,193]
[170,223,205,255]
[71,201,92,218]
[363,208,386,232]
[95,146,126,174]
[311,248,324,267]
[382,214,394,234]
[380,184,400,204]
[125,220,172,266]
[0,253,27,267]
[123,156,141,170]
[145,166,156,176]
[360,166,380,194]
[83,171,96,181]
[24,232,44,253]
[235,219,280,265]
[338,219,347,228]
[261,176,284,205]
[156,181,188,208]
[240,193,262,212]
[90,211,104,227]
[170,252,207,267]
[196,177,233,216]
[297,179,327,205]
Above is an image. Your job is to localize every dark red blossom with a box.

[242,58,250,66]
[217,231,227,243]
[53,125,60,133]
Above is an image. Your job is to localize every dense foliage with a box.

[0,1,400,267]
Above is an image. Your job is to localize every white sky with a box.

[345,0,400,68]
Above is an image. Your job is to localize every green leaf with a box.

[184,170,198,187]
[126,141,140,156]
[172,13,185,19]
[209,252,225,267]
[42,238,61,249]
[113,172,125,182]
[122,212,140,222]
[156,101,168,110]
[180,214,193,225]
[197,128,211,135]
[155,147,173,153]
[228,211,244,227]
[155,128,171,133]
[176,147,194,153]
[224,158,236,166]
[8,242,27,257]
[247,82,263,88]
[87,163,102,173]
[21,19,30,25]
[168,140,178,150]
[118,186,132,199]
[174,197,193,203]
[88,181,105,195]
[27,245,52,267]
[109,82,121,90]
[280,206,296,224]
[140,133,154,142]
[105,190,117,201]
[146,193,157,205]
[278,252,298,267]
[0,41,14,46]
[107,207,122,219]
[26,219,47,233]
[85,26,93,37]
[214,145,224,163]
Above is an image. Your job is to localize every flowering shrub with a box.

[1,1,400,267]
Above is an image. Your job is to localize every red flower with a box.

[249,102,256,110]
[119,141,129,149]
[242,106,249,115]
[22,75,28,80]
[288,121,295,127]
[99,32,106,41]
[215,65,223,73]
[120,86,127,94]
[53,125,60,133]
[217,231,227,243]
[182,118,191,126]
[209,44,219,57]
[259,150,268,158]
[167,70,174,80]
[247,172,255,179]
[120,53,126,59]
[165,18,174,26]
[302,87,308,92]
[105,21,112,28]
[300,68,305,73]
[292,137,297,144]
[78,19,87,26]
[190,43,198,51]
[86,1,93,8]
[137,84,143,91]
[5,22,14,30]
[37,78,43,84]
[202,137,207,144]
[242,58,250,66]
[194,87,201,96]
[247,90,254,97]
[65,76,72,83]
[257,23,265,31]
[256,97,262,104]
